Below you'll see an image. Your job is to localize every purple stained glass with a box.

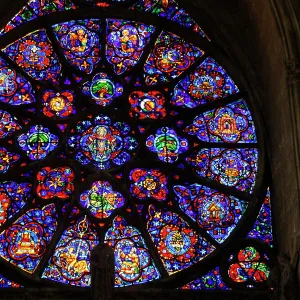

[171,57,238,108]
[0,204,57,273]
[144,31,204,85]
[185,99,257,143]
[17,125,59,160]
[0,110,21,139]
[181,267,229,290]
[0,274,22,288]
[42,216,98,287]
[0,181,32,226]
[80,181,125,219]
[173,184,248,243]
[106,19,155,74]
[248,189,273,245]
[0,57,35,105]
[132,0,206,37]
[3,29,62,84]
[82,73,124,106]
[68,115,138,170]
[186,148,258,193]
[0,0,76,36]
[0,147,20,174]
[147,205,215,274]
[53,19,101,74]
[105,216,160,287]
[146,127,188,163]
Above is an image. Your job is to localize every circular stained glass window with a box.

[0,0,273,290]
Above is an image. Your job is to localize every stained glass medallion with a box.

[3,30,62,84]
[0,0,272,292]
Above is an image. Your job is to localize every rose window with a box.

[0,0,273,291]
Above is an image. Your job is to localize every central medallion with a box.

[68,115,138,170]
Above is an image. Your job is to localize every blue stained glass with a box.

[0,204,57,273]
[0,147,19,174]
[0,110,21,139]
[247,189,273,245]
[0,274,22,288]
[0,181,32,226]
[68,115,137,170]
[17,125,59,160]
[106,19,155,74]
[171,57,238,108]
[42,217,99,287]
[0,57,35,105]
[0,0,76,36]
[147,205,215,274]
[53,19,101,74]
[82,73,124,106]
[173,184,247,243]
[186,148,258,193]
[105,216,160,287]
[3,30,62,84]
[185,99,257,143]
[132,0,206,37]
[144,31,204,85]
[146,127,188,163]
[181,267,230,290]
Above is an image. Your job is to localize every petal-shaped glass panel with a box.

[147,205,215,274]
[0,181,32,226]
[171,57,238,108]
[53,19,101,74]
[186,148,258,193]
[3,30,62,84]
[173,184,248,243]
[105,216,160,287]
[0,110,21,139]
[185,99,257,143]
[181,267,229,290]
[144,31,204,85]
[0,204,57,273]
[106,19,155,74]
[0,57,35,105]
[42,216,98,287]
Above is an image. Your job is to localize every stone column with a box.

[91,243,115,300]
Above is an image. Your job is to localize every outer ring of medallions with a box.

[0,8,268,290]
[74,171,131,226]
[220,238,275,290]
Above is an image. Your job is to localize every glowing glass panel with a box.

[247,189,273,245]
[144,31,204,85]
[0,204,57,273]
[173,184,248,243]
[0,110,21,139]
[3,30,62,84]
[181,267,229,290]
[105,216,160,287]
[42,217,99,286]
[53,19,101,74]
[0,57,35,105]
[186,148,258,193]
[185,99,257,143]
[106,19,155,74]
[80,181,125,218]
[171,57,238,108]
[147,205,215,274]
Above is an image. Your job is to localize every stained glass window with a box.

[0,0,273,292]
